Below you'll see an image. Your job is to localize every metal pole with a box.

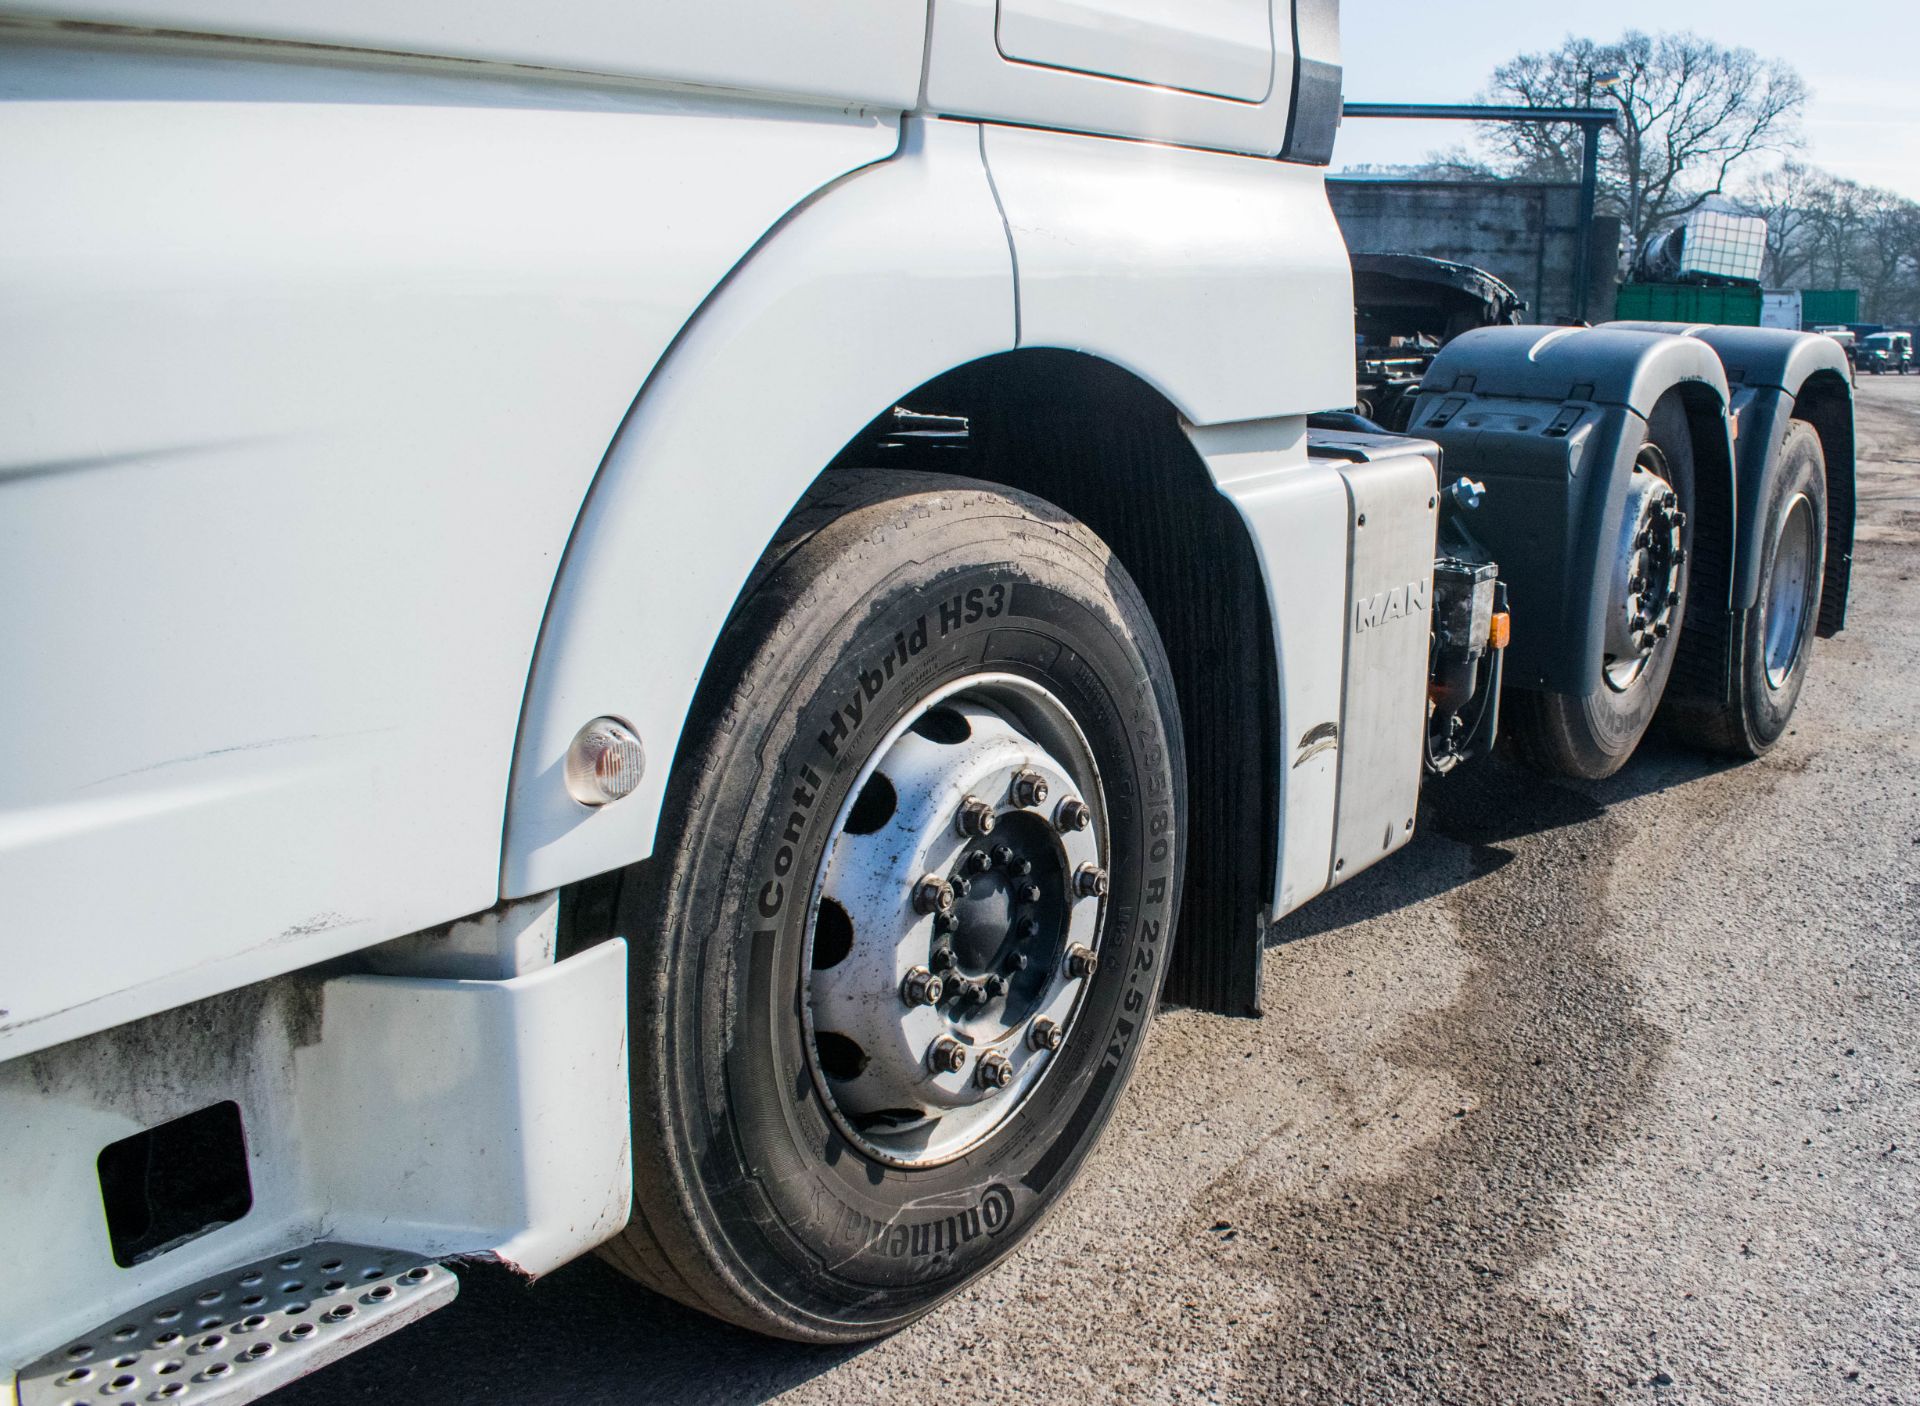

[1342,103,1617,125]
[1575,119,1601,322]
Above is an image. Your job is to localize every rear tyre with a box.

[603,470,1186,1341]
[1664,421,1827,757]
[1506,396,1696,780]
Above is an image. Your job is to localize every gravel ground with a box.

[287,376,1920,1406]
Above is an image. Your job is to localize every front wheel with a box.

[603,470,1186,1340]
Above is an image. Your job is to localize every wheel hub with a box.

[1603,446,1687,692]
[803,676,1106,1168]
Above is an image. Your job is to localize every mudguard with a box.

[1407,326,1735,696]
[1606,322,1855,635]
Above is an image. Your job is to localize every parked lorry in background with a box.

[1,3,1856,1400]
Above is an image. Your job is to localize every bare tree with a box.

[1476,31,1806,254]
[1739,161,1825,287]
[1735,162,1920,322]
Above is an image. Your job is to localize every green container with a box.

[1614,283,1763,326]
[1798,289,1861,327]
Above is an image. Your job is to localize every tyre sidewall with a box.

[1573,396,1700,769]
[1739,427,1827,748]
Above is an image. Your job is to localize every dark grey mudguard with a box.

[1606,322,1856,635]
[1406,326,1736,696]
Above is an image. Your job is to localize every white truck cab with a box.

[0,3,1852,1398]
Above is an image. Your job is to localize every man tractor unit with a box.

[0,1,1852,1399]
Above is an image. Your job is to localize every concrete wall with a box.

[1328,178,1621,325]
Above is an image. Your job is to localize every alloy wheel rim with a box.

[801,673,1108,1168]
[1603,445,1688,693]
[1764,493,1818,691]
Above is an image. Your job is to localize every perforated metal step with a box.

[16,1242,457,1406]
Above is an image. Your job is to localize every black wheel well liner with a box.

[827,349,1280,1016]
[1663,380,1740,714]
[1791,370,1855,635]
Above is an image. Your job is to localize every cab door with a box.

[925,0,1339,160]
[995,0,1277,101]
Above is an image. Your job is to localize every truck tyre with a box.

[602,470,1186,1341]
[1664,421,1827,757]
[1505,396,1697,780]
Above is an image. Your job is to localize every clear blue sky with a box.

[1337,1,1920,201]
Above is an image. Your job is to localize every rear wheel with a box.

[1664,421,1827,756]
[1506,396,1695,780]
[603,470,1186,1341]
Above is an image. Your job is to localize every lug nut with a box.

[931,947,956,971]
[1066,944,1099,979]
[975,1051,1015,1090]
[1017,916,1040,940]
[957,796,997,837]
[1011,769,1050,808]
[901,966,943,1007]
[1073,864,1109,899]
[1017,882,1043,904]
[1055,798,1093,833]
[1004,951,1030,973]
[1653,622,1670,639]
[984,974,1009,998]
[934,910,958,934]
[929,1036,968,1075]
[1009,856,1033,878]
[990,844,1013,868]
[967,850,994,875]
[1029,1017,1065,1052]
[913,875,956,916]
[949,875,971,899]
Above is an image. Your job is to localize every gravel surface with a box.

[286,377,1920,1406]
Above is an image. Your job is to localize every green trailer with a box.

[1799,289,1861,327]
[1614,282,1763,326]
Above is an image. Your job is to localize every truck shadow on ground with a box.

[283,738,1737,1406]
[276,1252,857,1405]
[1224,736,1694,1402]
[1270,736,1741,947]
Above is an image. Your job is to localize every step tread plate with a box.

[17,1242,457,1406]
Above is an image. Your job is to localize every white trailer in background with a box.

[1764,290,1806,330]
[0,3,1854,1399]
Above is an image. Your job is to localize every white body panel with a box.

[0,35,894,1059]
[1186,419,1351,916]
[0,940,631,1377]
[503,117,1017,897]
[981,123,1355,425]
[0,1,926,109]
[927,0,1296,156]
